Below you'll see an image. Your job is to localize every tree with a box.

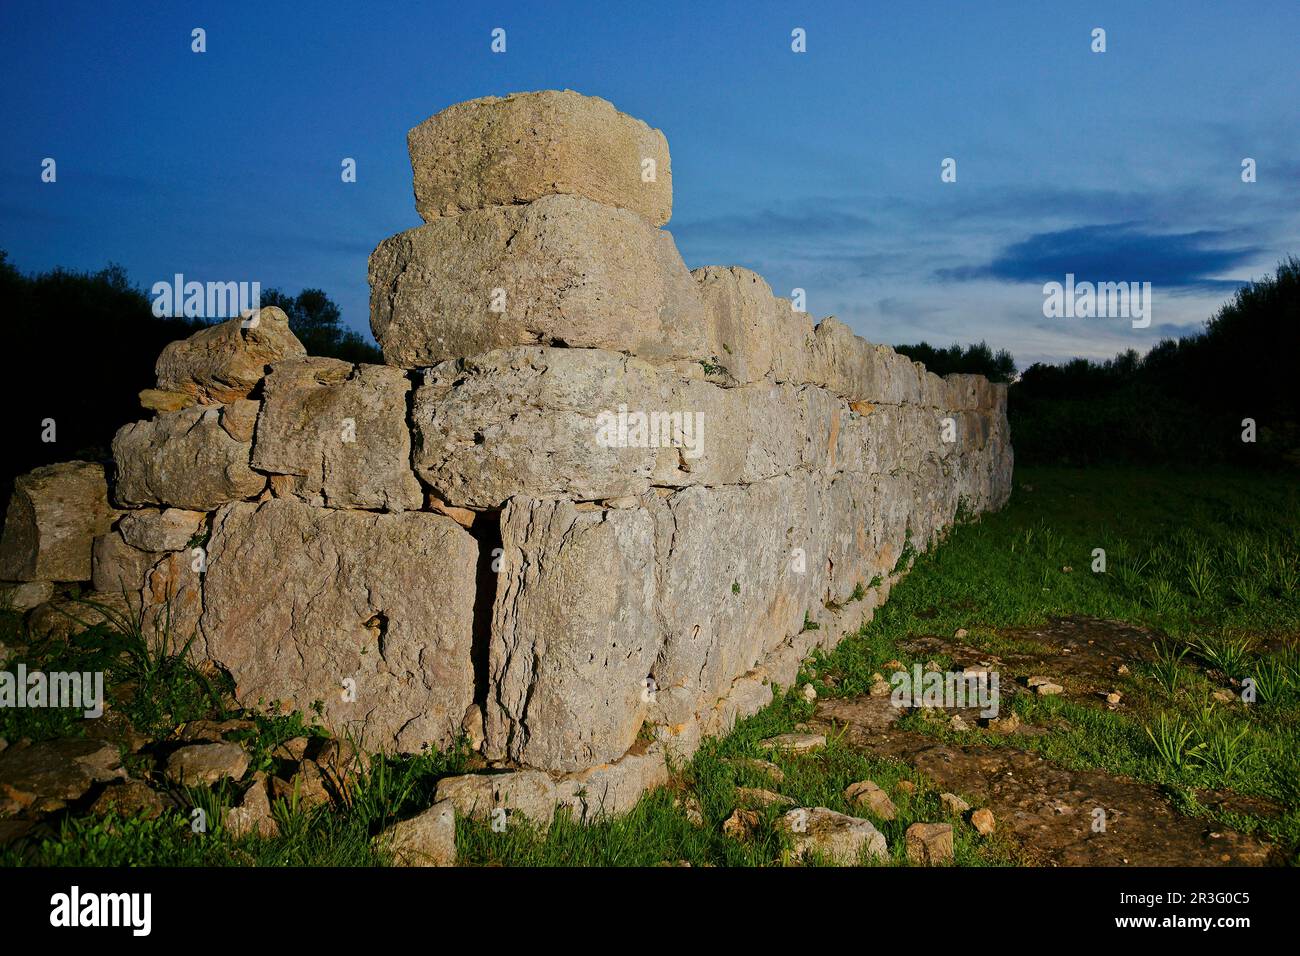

[260,287,383,362]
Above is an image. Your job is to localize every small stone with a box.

[780,807,888,865]
[1105,692,1122,705]
[177,718,256,742]
[117,508,206,552]
[138,388,196,413]
[970,807,996,836]
[225,773,278,838]
[461,705,485,751]
[164,742,249,787]
[897,780,916,795]
[722,808,761,841]
[1212,689,1237,703]
[315,738,362,783]
[374,799,456,866]
[736,787,795,809]
[759,733,825,754]
[1117,664,1131,676]
[271,736,311,761]
[843,780,896,820]
[986,712,1020,734]
[1061,566,1073,573]
[0,461,118,582]
[675,794,705,827]
[0,739,127,815]
[954,628,969,639]
[801,682,817,702]
[949,714,970,732]
[905,822,954,864]
[427,495,478,530]
[89,779,166,820]
[869,679,892,698]
[269,760,331,809]
[924,660,941,673]
[1035,682,1064,696]
[941,792,971,815]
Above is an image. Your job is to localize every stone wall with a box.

[0,90,1012,822]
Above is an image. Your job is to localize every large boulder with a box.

[0,462,118,582]
[251,358,423,511]
[200,500,478,752]
[154,307,306,405]
[408,90,672,227]
[112,406,266,510]
[369,195,707,367]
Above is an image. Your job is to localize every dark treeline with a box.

[1008,257,1299,467]
[894,341,1017,383]
[0,252,379,501]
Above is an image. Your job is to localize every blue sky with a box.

[2,0,1296,367]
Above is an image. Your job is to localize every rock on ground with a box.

[374,798,457,866]
[0,739,127,815]
[780,807,888,865]
[164,742,250,787]
[906,822,954,864]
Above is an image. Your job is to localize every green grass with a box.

[3,465,1297,865]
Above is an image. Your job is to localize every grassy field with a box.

[3,465,1298,866]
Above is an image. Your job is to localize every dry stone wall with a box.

[0,89,1012,822]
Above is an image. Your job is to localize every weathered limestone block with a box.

[200,500,477,752]
[408,90,672,227]
[112,406,266,511]
[945,373,997,411]
[649,476,824,726]
[413,348,662,507]
[0,462,118,582]
[91,532,162,595]
[805,317,931,406]
[692,266,813,384]
[487,497,661,772]
[412,347,841,509]
[117,508,206,552]
[369,195,707,367]
[219,399,260,443]
[154,308,306,404]
[251,358,422,511]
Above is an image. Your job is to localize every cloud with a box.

[935,223,1259,292]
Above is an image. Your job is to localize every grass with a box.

[3,465,1297,866]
